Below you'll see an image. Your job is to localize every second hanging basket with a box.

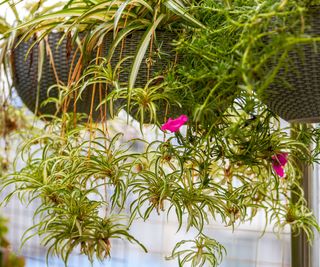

[261,7,320,123]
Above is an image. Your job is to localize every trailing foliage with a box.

[166,235,226,267]
[0,0,320,266]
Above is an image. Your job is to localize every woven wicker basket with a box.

[262,8,320,123]
[12,31,177,120]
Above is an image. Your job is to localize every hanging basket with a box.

[11,31,177,120]
[262,8,320,123]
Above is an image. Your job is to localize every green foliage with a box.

[1,0,320,266]
[166,235,226,267]
[0,17,10,36]
[7,0,202,106]
[1,129,147,264]
[0,216,8,247]
[2,111,318,266]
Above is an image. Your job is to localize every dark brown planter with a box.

[12,31,178,121]
[262,8,320,123]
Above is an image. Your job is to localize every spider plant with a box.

[1,125,148,264]
[1,0,320,266]
[166,235,226,267]
[3,102,319,266]
[0,0,65,69]
[2,0,203,123]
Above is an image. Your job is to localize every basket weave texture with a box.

[12,31,177,119]
[263,8,320,123]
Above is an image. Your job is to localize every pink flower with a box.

[161,115,188,133]
[271,152,288,178]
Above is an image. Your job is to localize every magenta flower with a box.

[161,115,188,133]
[271,152,288,178]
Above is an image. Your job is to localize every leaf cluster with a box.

[1,0,320,266]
